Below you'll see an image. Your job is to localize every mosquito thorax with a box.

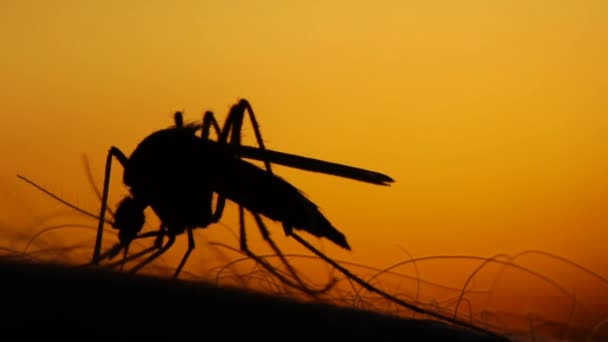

[122,125,201,189]
[113,196,146,243]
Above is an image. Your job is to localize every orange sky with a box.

[1,1,607,338]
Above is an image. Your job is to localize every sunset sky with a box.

[1,1,607,335]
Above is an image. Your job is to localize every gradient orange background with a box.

[1,1,607,337]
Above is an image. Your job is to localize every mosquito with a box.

[86,99,394,292]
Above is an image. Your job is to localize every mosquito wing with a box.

[225,144,395,186]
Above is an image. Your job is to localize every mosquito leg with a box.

[219,99,272,173]
[237,206,292,284]
[218,102,242,144]
[120,244,129,271]
[200,110,227,223]
[252,212,334,294]
[92,146,129,265]
[173,228,195,278]
[122,223,166,271]
[231,102,329,290]
[221,102,332,294]
[153,224,167,249]
[101,245,158,270]
[92,223,167,273]
[129,233,176,275]
[99,229,169,269]
[237,207,331,296]
[202,110,222,140]
[239,99,272,173]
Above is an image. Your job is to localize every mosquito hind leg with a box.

[254,213,335,293]
[219,99,272,173]
[220,102,332,294]
[237,207,333,296]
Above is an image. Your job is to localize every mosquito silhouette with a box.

[83,99,395,291]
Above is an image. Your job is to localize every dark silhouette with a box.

[16,99,510,340]
[92,99,394,288]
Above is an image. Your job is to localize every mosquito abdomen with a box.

[212,157,350,250]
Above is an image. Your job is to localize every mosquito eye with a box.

[113,196,146,243]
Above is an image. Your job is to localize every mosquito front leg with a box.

[99,229,169,269]
[128,233,176,275]
[221,101,329,293]
[92,146,129,265]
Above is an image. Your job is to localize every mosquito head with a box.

[113,196,146,244]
